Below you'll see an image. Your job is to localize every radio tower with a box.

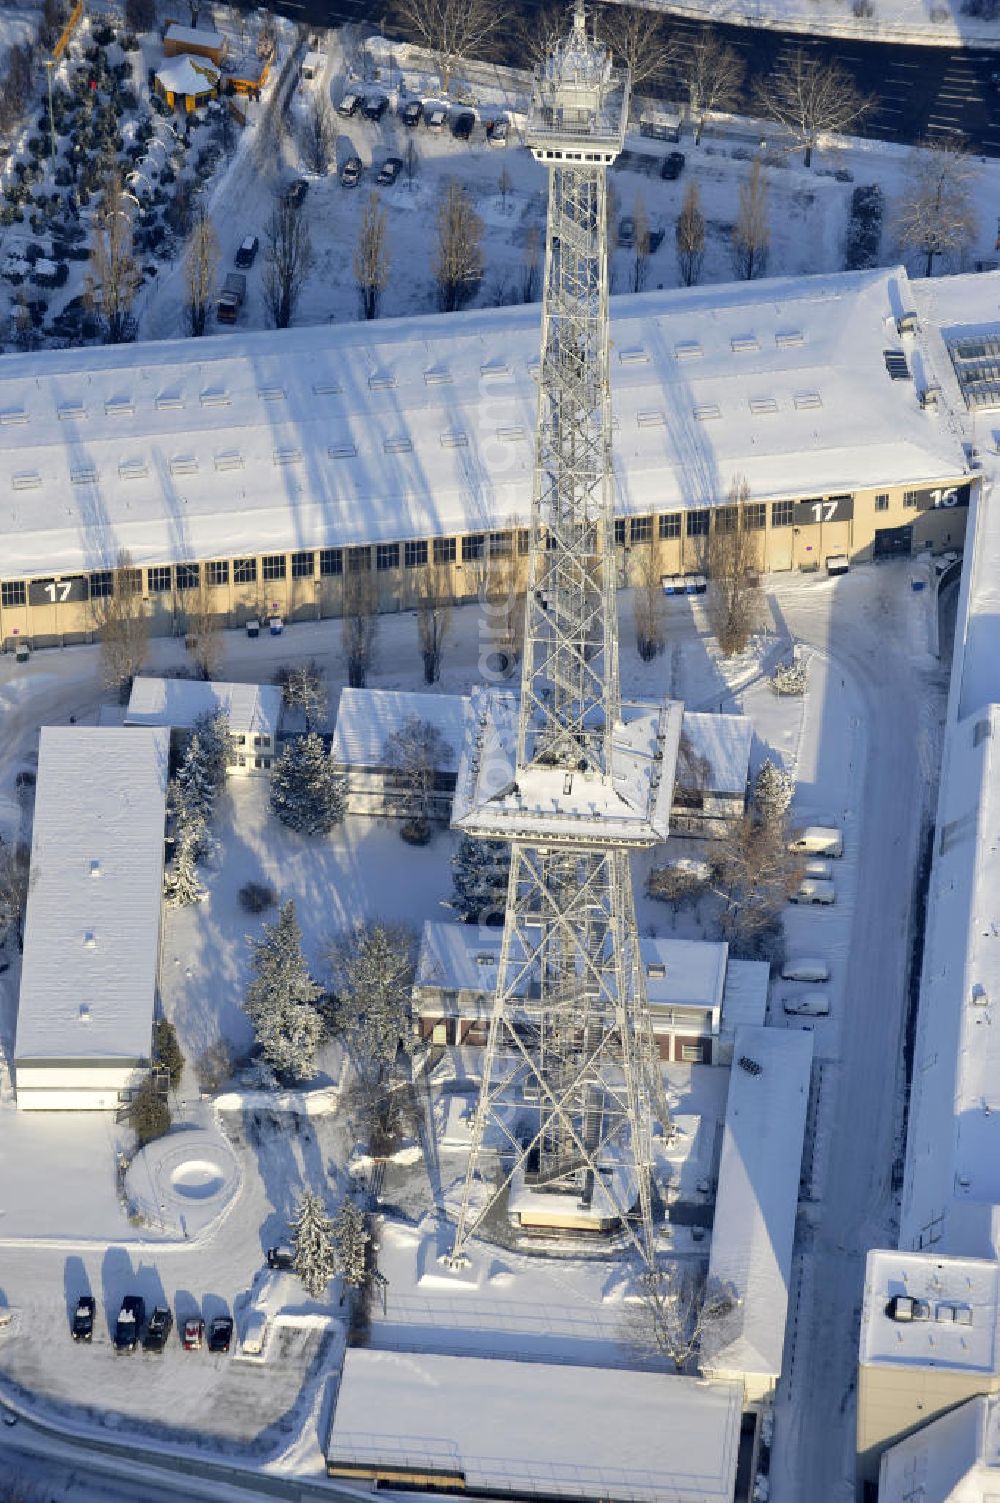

[448,2,682,1269]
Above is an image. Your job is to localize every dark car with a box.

[284,178,309,208]
[337,90,361,117]
[451,111,475,140]
[266,1244,295,1270]
[142,1306,173,1353]
[71,1295,95,1342]
[661,150,686,180]
[234,234,259,268]
[400,98,423,127]
[340,156,363,188]
[376,156,402,186]
[208,1316,234,1354]
[113,1295,145,1354]
[362,93,388,121]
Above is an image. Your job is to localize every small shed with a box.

[154,53,220,112]
[163,22,225,63]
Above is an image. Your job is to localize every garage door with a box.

[873,524,913,560]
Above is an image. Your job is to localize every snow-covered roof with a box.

[860,1250,1000,1374]
[326,1349,742,1503]
[414,921,728,1021]
[702,1025,813,1381]
[125,676,281,740]
[330,688,469,770]
[163,22,224,49]
[154,54,220,95]
[680,711,752,796]
[0,268,969,582]
[719,959,770,1036]
[15,727,168,1065]
[879,1395,1000,1502]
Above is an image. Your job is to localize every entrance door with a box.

[873,524,913,560]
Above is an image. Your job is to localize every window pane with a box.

[434,537,456,565]
[715,506,737,534]
[262,555,286,581]
[489,531,512,557]
[1,581,26,607]
[630,516,652,544]
[517,529,530,555]
[686,510,709,537]
[234,558,257,584]
[744,504,766,531]
[461,534,484,561]
[347,548,371,573]
[771,501,793,528]
[176,563,199,590]
[376,543,400,571]
[89,571,113,599]
[208,560,229,586]
[319,548,343,577]
[659,514,681,540]
[614,519,626,546]
[404,540,428,568]
[291,551,314,578]
[148,566,172,593]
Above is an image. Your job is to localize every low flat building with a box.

[126,676,282,774]
[701,1025,814,1404]
[330,687,469,817]
[672,712,753,838]
[326,1348,742,1502]
[162,22,225,62]
[14,727,169,1111]
[412,920,767,1063]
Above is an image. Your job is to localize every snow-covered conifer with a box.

[163,821,207,906]
[193,709,233,795]
[291,1189,336,1299]
[770,661,807,696]
[244,900,324,1080]
[450,834,510,925]
[753,759,795,830]
[270,733,345,835]
[329,922,415,1087]
[332,1198,369,1288]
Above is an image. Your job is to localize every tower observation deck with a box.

[447,3,680,1269]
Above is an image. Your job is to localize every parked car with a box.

[400,99,423,127]
[234,234,259,269]
[113,1296,145,1354]
[142,1306,173,1353]
[487,115,508,144]
[340,157,363,188]
[804,858,833,880]
[618,215,635,247]
[71,1295,95,1342]
[451,110,475,140]
[208,1316,234,1354]
[788,825,844,858]
[266,1244,295,1270]
[337,90,361,117]
[783,991,831,1017]
[182,1316,205,1351]
[377,156,402,186]
[790,878,836,905]
[425,105,447,131]
[781,957,830,983]
[284,178,309,208]
[363,93,388,121]
[660,150,686,180]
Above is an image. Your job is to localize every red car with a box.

[182,1317,204,1351]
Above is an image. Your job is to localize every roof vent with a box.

[440,431,469,448]
[637,410,666,429]
[0,406,28,424]
[89,860,101,878]
[368,371,396,391]
[169,456,198,477]
[475,952,496,965]
[731,336,759,353]
[619,348,649,366]
[920,385,941,410]
[155,392,184,411]
[79,1003,91,1023]
[794,391,822,411]
[775,329,804,349]
[12,471,41,490]
[118,459,148,480]
[674,341,702,361]
[383,436,412,454]
[496,427,526,443]
[327,443,357,460]
[646,962,667,979]
[273,447,303,466]
[58,401,87,421]
[749,397,779,415]
[105,398,134,417]
[897,311,919,337]
[84,931,96,950]
[71,464,99,485]
[884,350,910,381]
[972,984,989,1007]
[200,389,230,408]
[480,361,510,379]
[312,379,342,396]
[257,386,286,403]
[694,403,721,422]
[214,451,243,472]
[423,369,452,386]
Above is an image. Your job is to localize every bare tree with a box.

[90,550,149,702]
[301,93,334,175]
[895,138,979,277]
[0,842,30,951]
[675,179,706,287]
[353,191,389,321]
[277,660,328,732]
[183,207,219,337]
[434,180,484,312]
[511,0,564,72]
[415,561,452,684]
[709,812,801,958]
[391,0,509,92]
[630,193,651,294]
[262,195,312,329]
[87,173,141,344]
[383,716,455,839]
[482,533,525,673]
[183,569,223,680]
[633,532,665,662]
[706,479,763,656]
[598,2,676,91]
[753,49,871,168]
[342,559,378,689]
[680,28,744,145]
[125,0,155,30]
[730,160,769,281]
[625,1266,740,1373]
[520,224,541,303]
[498,164,513,212]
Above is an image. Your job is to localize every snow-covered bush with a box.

[292,1190,336,1299]
[270,732,345,835]
[451,834,510,924]
[239,880,277,914]
[647,859,710,910]
[753,759,795,829]
[332,1199,369,1289]
[243,901,324,1081]
[769,661,806,696]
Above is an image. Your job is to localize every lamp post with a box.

[45,60,57,166]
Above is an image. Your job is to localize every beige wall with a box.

[856,1360,1000,1485]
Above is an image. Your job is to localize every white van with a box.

[788,826,844,858]
[783,991,830,1017]
[804,859,833,880]
[240,1311,268,1356]
[791,878,836,905]
[781,957,830,983]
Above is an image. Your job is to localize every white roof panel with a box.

[125,677,282,740]
[15,728,168,1064]
[681,711,753,796]
[330,687,470,769]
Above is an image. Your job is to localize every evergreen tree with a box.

[193,709,233,795]
[291,1189,336,1299]
[175,730,217,827]
[450,834,510,925]
[753,759,795,830]
[163,816,208,906]
[332,1198,369,1288]
[244,900,324,1080]
[153,1017,185,1089]
[329,922,415,1089]
[270,733,346,835]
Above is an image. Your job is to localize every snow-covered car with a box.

[340,157,363,188]
[660,150,685,180]
[425,105,447,132]
[377,157,402,186]
[113,1296,144,1353]
[400,99,423,127]
[142,1306,173,1352]
[208,1316,234,1353]
[182,1316,205,1351]
[71,1295,95,1342]
[266,1244,295,1270]
[362,94,388,121]
[487,116,508,144]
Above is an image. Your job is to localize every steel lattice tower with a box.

[447,2,682,1271]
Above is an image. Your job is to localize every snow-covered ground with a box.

[655,0,1000,50]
